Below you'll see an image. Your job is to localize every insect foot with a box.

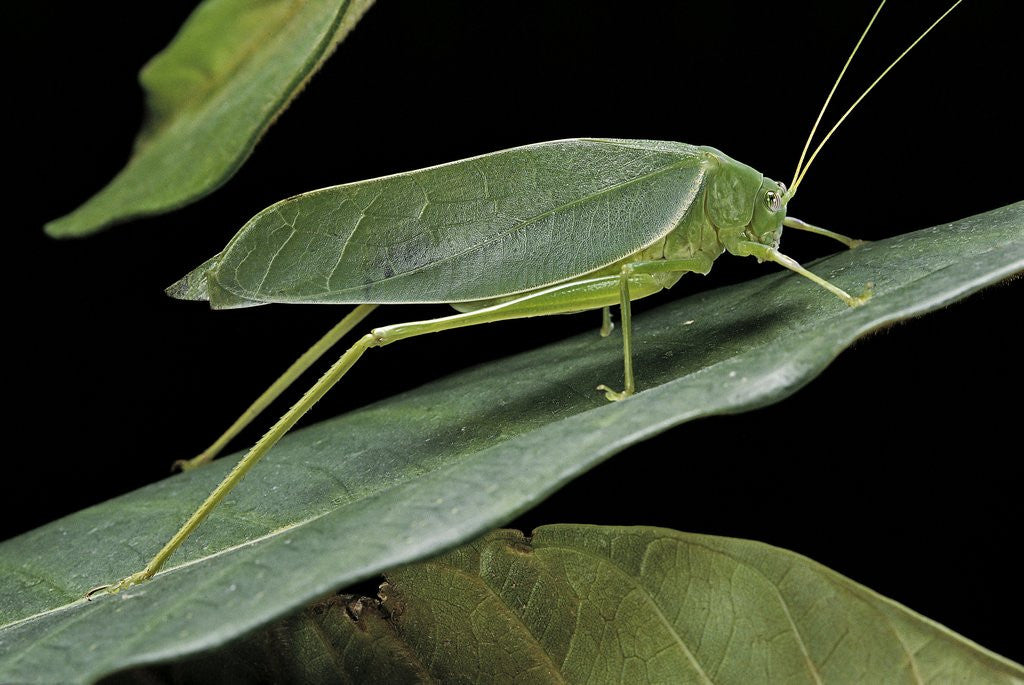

[85,570,151,600]
[172,455,206,473]
[850,282,874,307]
[596,384,632,402]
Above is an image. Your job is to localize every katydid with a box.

[89,0,961,597]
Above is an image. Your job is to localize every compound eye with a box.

[764,190,781,212]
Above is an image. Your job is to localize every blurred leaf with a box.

[1,204,1021,683]
[44,0,374,238]
[112,526,1024,684]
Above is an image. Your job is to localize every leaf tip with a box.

[43,215,85,239]
[43,203,119,239]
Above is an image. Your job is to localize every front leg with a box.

[783,216,869,249]
[597,256,713,401]
[735,241,871,307]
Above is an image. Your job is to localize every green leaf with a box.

[43,0,375,238]
[1,204,1020,682]
[114,526,1024,684]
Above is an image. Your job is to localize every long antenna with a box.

[789,0,964,199]
[789,1,886,194]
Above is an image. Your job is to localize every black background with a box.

[8,0,1021,663]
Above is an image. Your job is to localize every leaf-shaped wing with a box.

[190,139,707,308]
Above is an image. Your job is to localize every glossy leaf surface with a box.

[118,526,1024,684]
[44,0,374,238]
[1,204,1021,682]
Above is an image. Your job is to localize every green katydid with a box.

[89,0,961,597]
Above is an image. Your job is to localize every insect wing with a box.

[175,139,707,308]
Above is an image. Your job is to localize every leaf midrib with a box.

[411,558,570,684]
[553,544,715,684]
[0,509,333,631]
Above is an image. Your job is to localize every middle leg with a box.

[598,255,714,401]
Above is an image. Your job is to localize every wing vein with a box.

[322,159,694,297]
